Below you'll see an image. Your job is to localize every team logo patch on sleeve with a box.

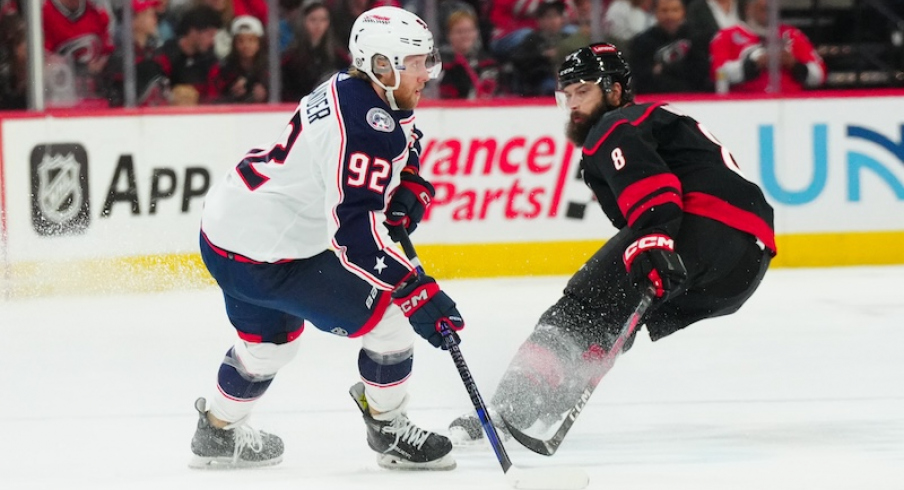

[367,108,395,132]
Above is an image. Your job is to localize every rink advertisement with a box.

[1,93,903,295]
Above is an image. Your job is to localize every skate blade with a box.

[376,453,457,471]
[188,455,283,470]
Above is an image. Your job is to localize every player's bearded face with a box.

[563,82,617,146]
[392,55,431,110]
[562,81,607,146]
[566,99,607,146]
[565,100,606,146]
[393,74,425,110]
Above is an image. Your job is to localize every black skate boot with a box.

[189,397,284,469]
[349,382,455,470]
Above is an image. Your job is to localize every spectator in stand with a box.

[233,0,267,23]
[438,8,498,99]
[0,0,21,16]
[281,0,349,102]
[103,0,170,106]
[277,0,304,53]
[331,0,368,51]
[710,0,825,93]
[210,15,269,103]
[630,0,711,93]
[556,0,591,64]
[487,0,574,60]
[156,0,179,43]
[155,4,222,105]
[331,0,399,59]
[43,0,116,102]
[193,0,235,59]
[0,12,26,110]
[431,0,484,45]
[508,0,570,96]
[685,0,739,46]
[603,0,654,58]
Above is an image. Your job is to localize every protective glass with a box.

[400,49,442,79]
[554,81,599,110]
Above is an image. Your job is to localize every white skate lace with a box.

[231,425,264,463]
[383,415,431,451]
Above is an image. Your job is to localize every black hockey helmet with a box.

[557,43,634,102]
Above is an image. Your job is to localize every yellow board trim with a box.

[3,231,902,298]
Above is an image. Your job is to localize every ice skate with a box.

[350,382,455,470]
[189,397,284,469]
[448,410,511,446]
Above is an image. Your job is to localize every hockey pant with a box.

[201,233,415,422]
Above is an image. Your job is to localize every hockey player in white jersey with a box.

[189,6,464,471]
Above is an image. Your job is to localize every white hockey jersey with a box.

[201,73,418,291]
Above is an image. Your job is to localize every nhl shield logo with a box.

[366,108,395,133]
[30,144,91,236]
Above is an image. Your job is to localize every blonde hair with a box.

[445,9,477,34]
[347,66,370,80]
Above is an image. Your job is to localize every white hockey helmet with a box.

[348,6,441,106]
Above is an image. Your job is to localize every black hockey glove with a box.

[623,233,687,300]
[385,170,435,242]
[392,274,464,349]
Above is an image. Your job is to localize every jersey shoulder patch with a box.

[366,107,395,133]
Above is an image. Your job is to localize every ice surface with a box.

[1,266,902,489]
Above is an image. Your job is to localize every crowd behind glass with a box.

[0,0,874,110]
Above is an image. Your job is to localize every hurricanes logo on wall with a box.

[30,144,91,236]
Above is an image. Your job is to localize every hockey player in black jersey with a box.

[450,43,775,448]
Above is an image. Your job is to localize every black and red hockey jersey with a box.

[580,102,776,255]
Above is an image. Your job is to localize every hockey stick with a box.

[395,232,588,490]
[503,288,655,456]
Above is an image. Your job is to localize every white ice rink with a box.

[2,265,902,490]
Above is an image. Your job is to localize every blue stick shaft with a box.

[396,232,513,473]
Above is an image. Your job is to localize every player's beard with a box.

[566,102,607,146]
[391,86,421,110]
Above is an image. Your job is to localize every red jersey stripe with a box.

[618,173,683,219]
[684,192,777,255]
[626,191,682,227]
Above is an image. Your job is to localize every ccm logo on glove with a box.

[623,233,687,299]
[395,280,439,314]
[392,274,465,349]
[623,234,674,270]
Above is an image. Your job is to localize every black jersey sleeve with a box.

[582,117,684,238]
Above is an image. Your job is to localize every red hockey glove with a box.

[392,274,464,349]
[623,233,687,299]
[385,169,435,243]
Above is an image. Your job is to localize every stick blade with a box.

[505,466,589,490]
[502,414,565,456]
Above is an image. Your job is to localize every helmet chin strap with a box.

[369,59,403,111]
[385,90,401,111]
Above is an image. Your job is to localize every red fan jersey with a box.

[488,0,575,41]
[43,0,114,64]
[710,23,825,93]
